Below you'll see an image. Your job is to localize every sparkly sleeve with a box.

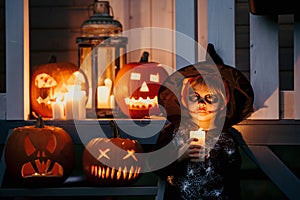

[151,122,186,178]
[209,132,242,174]
[210,131,242,199]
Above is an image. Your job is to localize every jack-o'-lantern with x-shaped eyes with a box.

[82,121,144,186]
[4,116,75,186]
[114,52,169,118]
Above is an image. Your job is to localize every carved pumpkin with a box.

[30,62,88,118]
[114,52,169,119]
[82,121,144,186]
[4,116,75,186]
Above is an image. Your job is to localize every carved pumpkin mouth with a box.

[124,96,158,110]
[90,165,141,180]
[21,159,63,178]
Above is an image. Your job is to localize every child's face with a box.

[186,84,220,124]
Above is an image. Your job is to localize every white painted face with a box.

[181,75,228,129]
[186,84,220,124]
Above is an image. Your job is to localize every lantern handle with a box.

[87,2,114,17]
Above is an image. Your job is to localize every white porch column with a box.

[207,0,235,66]
[249,15,279,119]
[175,0,197,69]
[294,16,300,119]
[6,0,30,120]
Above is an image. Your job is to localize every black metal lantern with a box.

[76,0,127,118]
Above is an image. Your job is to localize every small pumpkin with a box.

[30,61,88,118]
[114,52,169,119]
[4,116,75,186]
[82,120,144,186]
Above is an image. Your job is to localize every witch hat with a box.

[158,43,254,129]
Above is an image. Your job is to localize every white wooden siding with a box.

[1,1,300,199]
[294,19,300,119]
[249,15,279,119]
[2,0,299,120]
[112,0,175,68]
[175,0,197,68]
[208,0,235,66]
[3,0,175,120]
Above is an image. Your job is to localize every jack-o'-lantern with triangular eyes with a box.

[114,52,169,119]
[82,121,144,186]
[4,116,75,186]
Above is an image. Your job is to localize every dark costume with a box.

[155,121,242,200]
[153,44,254,200]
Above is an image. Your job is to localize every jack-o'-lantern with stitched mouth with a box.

[114,52,169,119]
[82,138,144,186]
[82,120,145,186]
[4,117,75,186]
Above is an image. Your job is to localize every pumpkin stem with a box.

[139,51,149,62]
[35,114,45,128]
[109,120,121,138]
[48,55,57,63]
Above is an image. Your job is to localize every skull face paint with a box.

[181,75,228,130]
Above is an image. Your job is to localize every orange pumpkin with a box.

[114,52,169,118]
[30,62,87,118]
[4,116,75,186]
[82,121,144,186]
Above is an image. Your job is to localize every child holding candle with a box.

[153,44,254,200]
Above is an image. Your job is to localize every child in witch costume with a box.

[153,44,254,200]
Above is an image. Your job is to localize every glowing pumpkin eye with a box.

[97,149,111,160]
[130,72,141,80]
[150,73,159,83]
[46,135,57,153]
[24,136,36,156]
[122,150,137,161]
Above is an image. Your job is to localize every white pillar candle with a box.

[86,88,93,109]
[97,86,110,109]
[77,90,86,119]
[52,101,65,119]
[110,94,115,109]
[65,85,86,119]
[65,94,73,120]
[189,128,206,162]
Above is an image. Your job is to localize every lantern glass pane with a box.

[79,42,126,118]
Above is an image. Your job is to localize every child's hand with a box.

[178,138,204,162]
